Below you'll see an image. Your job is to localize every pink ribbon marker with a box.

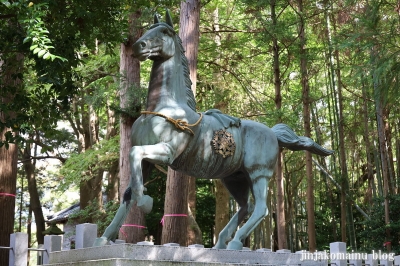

[119,224,146,239]
[121,224,146,229]
[160,214,188,226]
[0,193,16,197]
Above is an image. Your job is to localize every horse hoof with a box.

[93,237,108,247]
[137,195,153,214]
[227,240,243,250]
[213,242,227,249]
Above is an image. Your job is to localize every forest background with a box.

[1,0,400,264]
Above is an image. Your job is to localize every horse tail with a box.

[271,123,334,156]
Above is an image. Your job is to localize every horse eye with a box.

[162,29,170,35]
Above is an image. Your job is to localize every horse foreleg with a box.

[94,144,174,246]
[128,144,175,212]
[227,177,269,250]
[93,198,135,246]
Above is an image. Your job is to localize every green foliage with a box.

[21,2,67,61]
[358,195,400,254]
[68,200,119,236]
[0,0,129,147]
[59,135,120,191]
[144,169,167,244]
[195,179,215,247]
[144,170,216,246]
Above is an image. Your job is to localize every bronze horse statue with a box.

[94,11,333,250]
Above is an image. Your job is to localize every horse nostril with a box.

[140,41,146,48]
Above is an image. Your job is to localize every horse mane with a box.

[150,22,197,112]
[176,35,197,112]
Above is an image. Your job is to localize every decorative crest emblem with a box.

[211,130,236,158]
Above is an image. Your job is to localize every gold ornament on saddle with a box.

[211,130,236,158]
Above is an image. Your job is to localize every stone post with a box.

[366,254,378,266]
[276,249,291,253]
[330,242,346,266]
[349,257,362,266]
[75,223,98,249]
[9,232,28,266]
[380,257,394,266]
[394,255,400,266]
[43,235,63,265]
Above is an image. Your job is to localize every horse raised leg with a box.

[94,142,177,246]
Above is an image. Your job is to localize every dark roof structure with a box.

[46,203,80,224]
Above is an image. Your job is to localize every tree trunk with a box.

[209,6,231,247]
[0,52,22,266]
[375,97,391,251]
[214,179,230,245]
[361,82,375,204]
[334,47,357,249]
[181,0,202,245]
[106,95,119,202]
[118,10,145,243]
[161,168,189,245]
[383,108,396,194]
[23,139,46,245]
[271,0,287,250]
[187,176,202,245]
[298,0,316,252]
[162,0,202,246]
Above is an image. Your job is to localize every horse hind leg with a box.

[214,172,251,249]
[226,170,271,250]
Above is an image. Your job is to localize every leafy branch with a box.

[18,2,67,61]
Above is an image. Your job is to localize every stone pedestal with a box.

[330,242,346,266]
[43,235,63,264]
[44,244,327,266]
[9,232,28,266]
[75,223,97,249]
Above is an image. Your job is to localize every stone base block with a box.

[45,244,327,266]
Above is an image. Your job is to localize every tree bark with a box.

[298,0,316,252]
[214,179,230,245]
[187,176,203,245]
[383,108,396,195]
[334,42,356,250]
[375,97,391,251]
[23,139,46,245]
[106,95,119,202]
[271,0,287,250]
[209,6,231,247]
[361,82,375,204]
[0,52,22,266]
[118,10,146,243]
[180,0,201,246]
[73,92,102,212]
[162,0,202,246]
[161,168,189,245]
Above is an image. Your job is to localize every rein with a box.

[141,111,203,135]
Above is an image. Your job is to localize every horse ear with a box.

[154,14,160,24]
[165,9,174,28]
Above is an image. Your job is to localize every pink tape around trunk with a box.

[0,193,16,197]
[160,214,188,226]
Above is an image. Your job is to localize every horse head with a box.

[133,11,177,61]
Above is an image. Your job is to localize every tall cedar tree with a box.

[271,0,287,250]
[162,0,201,245]
[297,0,316,252]
[118,10,146,243]
[0,53,22,266]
